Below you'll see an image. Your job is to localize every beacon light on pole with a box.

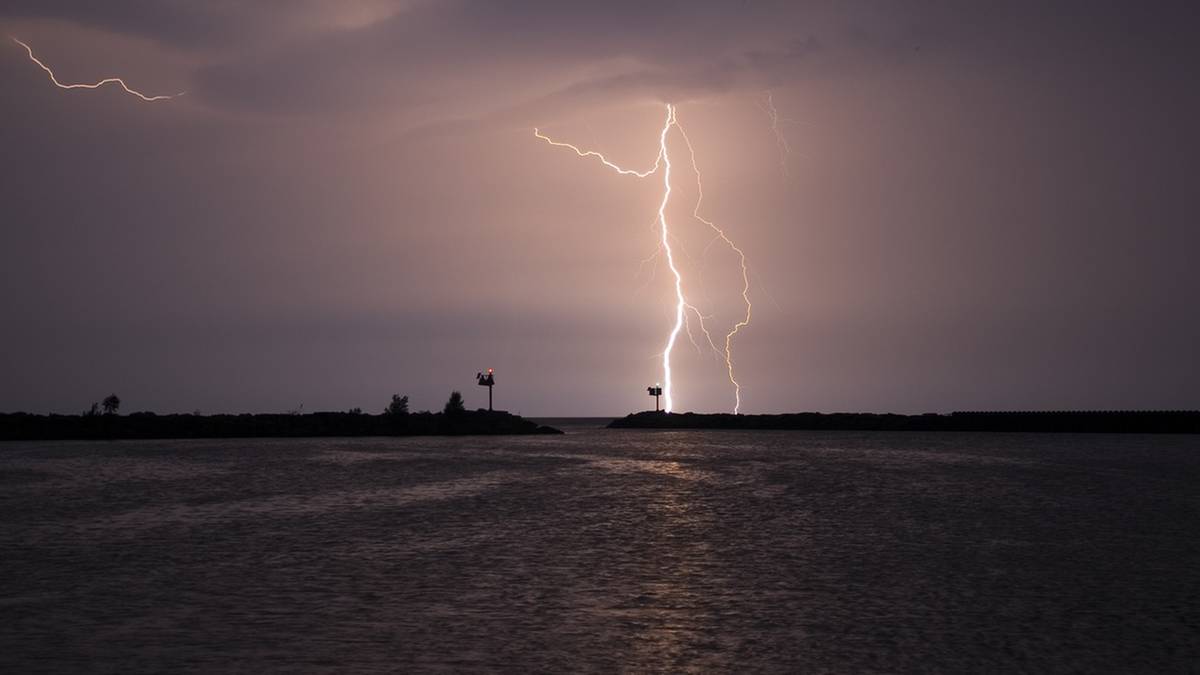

[476,369,496,411]
[647,384,663,412]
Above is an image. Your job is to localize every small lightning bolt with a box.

[532,128,659,177]
[761,91,791,176]
[535,103,756,413]
[11,37,183,102]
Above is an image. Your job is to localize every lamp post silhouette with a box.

[647,384,663,412]
[476,368,496,411]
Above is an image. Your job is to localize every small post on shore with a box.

[477,369,496,411]
[647,384,663,412]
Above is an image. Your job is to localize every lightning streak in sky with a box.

[761,91,791,175]
[675,115,753,414]
[655,105,687,412]
[534,103,755,413]
[532,128,659,177]
[11,37,182,102]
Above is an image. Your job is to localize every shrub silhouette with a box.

[443,391,465,415]
[102,394,121,416]
[385,394,409,416]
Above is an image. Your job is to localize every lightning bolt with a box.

[674,113,753,414]
[535,103,756,413]
[655,105,687,412]
[11,37,183,102]
[761,91,791,176]
[532,128,659,177]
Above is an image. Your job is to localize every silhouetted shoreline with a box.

[0,410,562,441]
[609,410,1200,434]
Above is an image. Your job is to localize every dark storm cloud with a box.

[1,0,262,47]
[186,1,864,119]
[0,1,950,121]
[407,36,824,140]
[7,1,1197,121]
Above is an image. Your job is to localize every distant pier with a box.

[609,410,1200,434]
[0,409,563,440]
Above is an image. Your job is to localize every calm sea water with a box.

[1,424,1197,672]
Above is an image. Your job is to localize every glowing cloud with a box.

[10,37,182,102]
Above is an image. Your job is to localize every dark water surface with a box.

[2,425,1198,672]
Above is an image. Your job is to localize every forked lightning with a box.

[535,104,754,413]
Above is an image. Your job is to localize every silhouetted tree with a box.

[84,402,100,417]
[102,394,121,415]
[443,391,465,415]
[385,394,409,416]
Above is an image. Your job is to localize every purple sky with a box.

[1,1,1197,415]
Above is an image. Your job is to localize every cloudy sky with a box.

[1,1,1196,415]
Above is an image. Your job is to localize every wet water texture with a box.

[2,426,1198,672]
